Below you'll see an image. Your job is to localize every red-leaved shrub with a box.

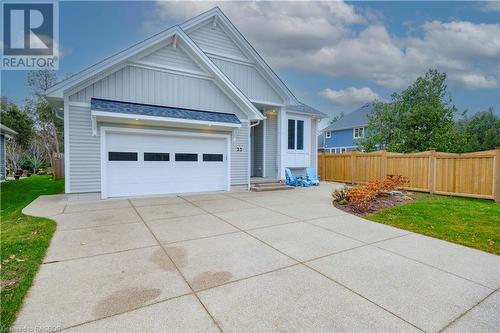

[346,175,409,212]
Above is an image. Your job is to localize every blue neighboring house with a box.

[318,103,375,154]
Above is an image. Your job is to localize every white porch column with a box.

[278,107,287,180]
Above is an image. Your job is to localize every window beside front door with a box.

[353,127,365,139]
[288,119,304,150]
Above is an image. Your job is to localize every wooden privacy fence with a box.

[52,152,65,180]
[318,148,500,202]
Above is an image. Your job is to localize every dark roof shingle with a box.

[286,103,328,118]
[322,103,374,131]
[91,98,241,124]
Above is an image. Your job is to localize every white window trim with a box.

[325,131,331,139]
[353,127,365,139]
[287,118,305,151]
[99,126,231,199]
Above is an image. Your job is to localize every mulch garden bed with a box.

[333,191,418,217]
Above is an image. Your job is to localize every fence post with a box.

[351,150,357,185]
[380,150,387,180]
[494,147,500,203]
[318,154,323,180]
[429,148,436,194]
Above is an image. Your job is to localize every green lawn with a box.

[367,194,500,255]
[1,175,64,331]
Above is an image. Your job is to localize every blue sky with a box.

[2,1,499,120]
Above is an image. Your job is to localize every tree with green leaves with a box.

[1,99,34,171]
[360,69,458,153]
[454,107,500,152]
[26,69,63,155]
[0,99,34,150]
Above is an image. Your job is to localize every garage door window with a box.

[108,152,138,161]
[175,153,198,162]
[203,154,223,162]
[144,152,169,161]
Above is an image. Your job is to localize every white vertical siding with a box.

[69,65,246,119]
[264,113,278,178]
[68,105,101,192]
[140,44,203,73]
[188,23,248,60]
[310,119,318,169]
[210,58,283,105]
[231,122,249,184]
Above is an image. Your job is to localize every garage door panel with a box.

[105,132,228,197]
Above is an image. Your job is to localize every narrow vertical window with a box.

[296,120,304,150]
[288,119,295,149]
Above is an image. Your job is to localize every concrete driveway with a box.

[15,184,499,332]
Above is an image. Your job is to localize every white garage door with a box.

[104,132,228,197]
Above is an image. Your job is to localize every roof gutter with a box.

[249,120,261,128]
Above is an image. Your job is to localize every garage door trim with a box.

[100,126,231,199]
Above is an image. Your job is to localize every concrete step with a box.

[253,182,285,188]
[250,178,282,185]
[250,184,294,192]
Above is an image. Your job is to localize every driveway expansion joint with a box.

[127,199,225,333]
[437,287,499,333]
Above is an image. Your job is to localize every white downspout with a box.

[249,120,261,128]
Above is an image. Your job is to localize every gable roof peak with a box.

[180,6,298,104]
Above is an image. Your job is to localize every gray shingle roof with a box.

[322,102,374,131]
[91,98,241,124]
[286,102,328,118]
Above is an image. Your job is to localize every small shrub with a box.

[345,175,409,212]
[338,199,348,205]
[346,186,377,212]
[332,186,351,202]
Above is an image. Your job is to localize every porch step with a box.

[253,182,284,188]
[250,178,282,185]
[250,182,294,192]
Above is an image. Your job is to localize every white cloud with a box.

[149,1,500,90]
[449,73,498,89]
[480,1,500,12]
[319,87,380,105]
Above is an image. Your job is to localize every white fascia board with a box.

[0,124,18,136]
[284,109,324,119]
[45,25,181,99]
[250,99,285,108]
[91,110,241,129]
[179,8,297,104]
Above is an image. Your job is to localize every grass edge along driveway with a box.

[1,175,64,331]
[367,194,500,255]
